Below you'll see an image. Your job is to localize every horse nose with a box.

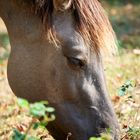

[90,106,109,125]
[88,106,119,139]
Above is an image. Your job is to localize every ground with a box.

[0,1,140,140]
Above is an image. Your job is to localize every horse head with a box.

[0,0,120,139]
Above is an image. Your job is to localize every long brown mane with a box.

[33,0,116,54]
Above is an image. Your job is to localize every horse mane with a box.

[33,0,116,54]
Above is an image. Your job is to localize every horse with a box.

[0,0,120,139]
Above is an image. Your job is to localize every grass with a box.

[0,95,54,140]
[104,51,140,139]
[103,2,140,49]
[105,50,140,95]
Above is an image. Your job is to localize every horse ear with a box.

[53,0,72,11]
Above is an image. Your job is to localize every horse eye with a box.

[67,57,86,69]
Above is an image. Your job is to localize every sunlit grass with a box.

[105,50,140,96]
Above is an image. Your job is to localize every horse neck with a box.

[0,1,43,46]
[0,1,30,28]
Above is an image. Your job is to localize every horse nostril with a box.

[89,106,99,111]
[89,106,101,117]
[99,121,109,131]
[89,106,111,133]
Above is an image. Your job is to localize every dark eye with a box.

[66,57,86,70]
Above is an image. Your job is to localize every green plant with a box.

[89,129,112,140]
[118,80,134,96]
[89,133,112,140]
[12,98,55,140]
[118,81,140,139]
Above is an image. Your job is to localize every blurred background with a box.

[0,0,140,139]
